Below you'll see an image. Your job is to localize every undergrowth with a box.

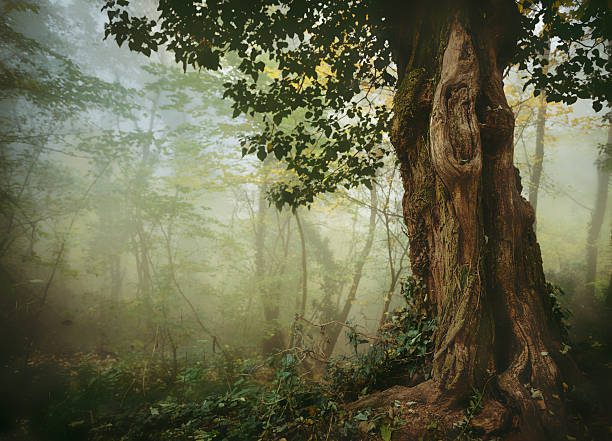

[4,281,610,441]
[2,282,436,441]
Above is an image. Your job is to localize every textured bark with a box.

[354,3,572,440]
[428,20,486,393]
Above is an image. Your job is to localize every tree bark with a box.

[355,3,572,440]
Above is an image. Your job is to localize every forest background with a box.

[0,1,610,440]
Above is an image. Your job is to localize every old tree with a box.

[103,0,609,439]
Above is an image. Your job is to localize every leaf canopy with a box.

[102,0,610,207]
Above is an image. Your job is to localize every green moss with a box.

[393,67,426,124]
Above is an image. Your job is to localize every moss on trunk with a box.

[355,3,575,440]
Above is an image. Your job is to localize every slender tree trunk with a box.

[378,173,409,329]
[256,160,286,354]
[289,210,308,351]
[295,210,308,316]
[0,140,43,258]
[378,273,401,330]
[254,170,267,290]
[109,257,123,303]
[356,4,572,439]
[160,219,220,350]
[133,91,160,299]
[322,186,377,359]
[528,42,550,231]
[378,179,396,330]
[584,126,611,300]
[606,265,612,307]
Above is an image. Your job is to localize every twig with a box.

[296,314,381,343]
[325,414,334,441]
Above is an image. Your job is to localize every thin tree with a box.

[584,125,612,300]
[321,185,377,360]
[294,210,308,317]
[377,168,410,329]
[528,41,551,230]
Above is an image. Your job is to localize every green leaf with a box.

[354,411,369,421]
[380,423,392,441]
[593,101,603,112]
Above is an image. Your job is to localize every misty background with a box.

[0,1,610,439]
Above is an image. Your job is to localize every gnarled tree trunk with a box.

[356,3,571,440]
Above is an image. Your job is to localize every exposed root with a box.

[347,376,568,441]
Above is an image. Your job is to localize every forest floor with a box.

[1,306,611,441]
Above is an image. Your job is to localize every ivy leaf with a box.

[380,423,393,441]
[593,101,602,112]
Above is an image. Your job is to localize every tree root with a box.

[347,377,568,441]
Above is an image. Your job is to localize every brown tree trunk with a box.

[356,3,571,440]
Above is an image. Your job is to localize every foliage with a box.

[5,350,241,441]
[326,278,436,401]
[102,0,397,208]
[102,0,610,210]
[0,1,135,265]
[517,0,610,111]
[2,1,611,440]
[5,282,436,441]
[547,282,571,340]
[14,350,352,440]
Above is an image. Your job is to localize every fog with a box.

[1,1,610,440]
